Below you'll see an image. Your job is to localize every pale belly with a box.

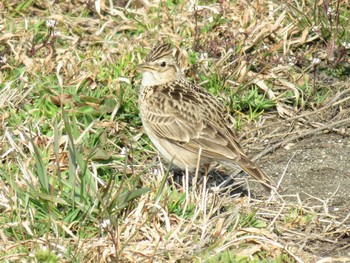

[140,114,207,170]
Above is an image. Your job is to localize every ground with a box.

[263,133,350,258]
[265,133,350,214]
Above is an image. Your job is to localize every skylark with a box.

[137,43,277,191]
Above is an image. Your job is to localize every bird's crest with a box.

[145,43,180,62]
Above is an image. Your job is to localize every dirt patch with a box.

[264,133,350,217]
[261,133,350,258]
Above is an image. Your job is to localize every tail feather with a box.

[240,162,277,192]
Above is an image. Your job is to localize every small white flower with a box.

[46,19,57,28]
[262,44,269,50]
[200,52,208,60]
[327,7,335,15]
[101,219,110,228]
[287,56,297,66]
[342,42,350,49]
[311,26,322,36]
[120,147,127,156]
[0,56,4,63]
[312,57,321,65]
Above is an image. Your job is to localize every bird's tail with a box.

[240,160,277,192]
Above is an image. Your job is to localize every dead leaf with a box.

[212,217,225,238]
[236,244,262,257]
[50,94,73,107]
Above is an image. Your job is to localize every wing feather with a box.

[143,80,245,161]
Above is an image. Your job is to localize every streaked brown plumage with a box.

[137,43,276,191]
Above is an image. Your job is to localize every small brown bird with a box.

[137,43,276,191]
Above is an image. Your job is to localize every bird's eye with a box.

[160,61,167,67]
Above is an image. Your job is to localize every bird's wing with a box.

[144,81,246,161]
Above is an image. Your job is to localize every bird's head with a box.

[137,43,182,86]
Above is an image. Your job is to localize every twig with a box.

[253,117,350,161]
[214,235,304,263]
[240,88,350,140]
[267,152,295,201]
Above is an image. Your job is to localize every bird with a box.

[136,43,277,192]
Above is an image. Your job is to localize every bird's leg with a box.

[203,163,210,177]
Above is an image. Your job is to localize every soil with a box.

[263,133,350,215]
[261,133,350,259]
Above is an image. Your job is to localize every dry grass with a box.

[0,0,350,262]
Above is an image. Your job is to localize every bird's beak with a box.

[136,63,155,73]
